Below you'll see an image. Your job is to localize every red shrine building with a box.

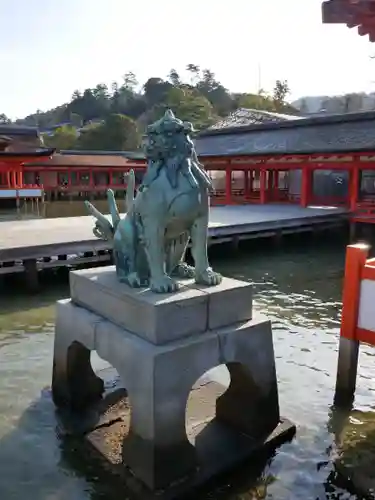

[322,0,375,41]
[0,125,54,203]
[194,111,375,224]
[2,111,375,225]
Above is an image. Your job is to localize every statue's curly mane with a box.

[141,110,213,191]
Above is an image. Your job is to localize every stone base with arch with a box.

[52,266,296,497]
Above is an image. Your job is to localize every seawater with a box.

[1,234,375,499]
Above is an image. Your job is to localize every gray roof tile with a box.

[0,125,40,137]
[209,108,302,130]
[195,111,375,156]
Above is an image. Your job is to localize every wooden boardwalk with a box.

[0,204,348,284]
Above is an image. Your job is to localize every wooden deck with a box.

[0,204,347,261]
[0,204,348,283]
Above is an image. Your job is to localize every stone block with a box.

[69,266,208,345]
[215,318,280,437]
[193,277,253,329]
[52,298,284,490]
[52,269,295,496]
[54,298,97,350]
[70,266,254,345]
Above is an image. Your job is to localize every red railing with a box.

[351,200,375,223]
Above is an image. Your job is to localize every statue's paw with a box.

[126,272,142,288]
[174,263,195,279]
[195,268,222,287]
[150,275,180,293]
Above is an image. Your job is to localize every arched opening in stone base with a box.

[184,360,281,484]
[185,364,230,445]
[52,341,131,444]
[88,350,131,447]
[90,350,121,395]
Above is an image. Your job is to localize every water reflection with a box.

[1,236,375,498]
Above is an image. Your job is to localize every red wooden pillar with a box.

[89,170,94,190]
[250,170,254,196]
[301,166,311,208]
[260,169,267,204]
[225,165,232,204]
[109,170,113,186]
[350,165,360,212]
[274,170,279,200]
[244,170,250,199]
[334,243,369,406]
[268,170,273,201]
[17,166,23,187]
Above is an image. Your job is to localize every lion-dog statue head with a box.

[141,110,213,192]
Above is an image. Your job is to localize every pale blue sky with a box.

[1,0,374,119]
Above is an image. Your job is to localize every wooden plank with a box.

[0,205,348,263]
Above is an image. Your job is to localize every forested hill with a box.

[0,65,298,151]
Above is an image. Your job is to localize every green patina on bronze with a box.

[85,109,222,293]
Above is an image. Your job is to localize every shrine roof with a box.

[24,152,144,167]
[0,125,40,137]
[0,148,55,157]
[322,0,375,42]
[60,150,145,160]
[195,111,375,157]
[208,108,302,130]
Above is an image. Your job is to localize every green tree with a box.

[0,113,11,124]
[13,67,299,130]
[154,86,217,130]
[235,92,276,112]
[143,77,172,106]
[168,68,181,87]
[71,90,82,100]
[195,68,233,116]
[186,63,201,85]
[43,125,78,150]
[67,88,110,123]
[272,80,290,110]
[122,72,138,92]
[76,113,140,151]
[69,112,83,128]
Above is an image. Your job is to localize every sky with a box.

[0,0,374,119]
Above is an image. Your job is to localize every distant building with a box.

[195,110,375,201]
[0,125,44,151]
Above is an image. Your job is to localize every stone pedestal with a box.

[52,266,295,496]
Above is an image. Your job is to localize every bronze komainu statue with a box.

[85,110,222,293]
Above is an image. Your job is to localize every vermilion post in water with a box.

[334,243,369,407]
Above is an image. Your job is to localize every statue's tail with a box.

[107,189,120,230]
[85,200,114,240]
[126,169,136,212]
